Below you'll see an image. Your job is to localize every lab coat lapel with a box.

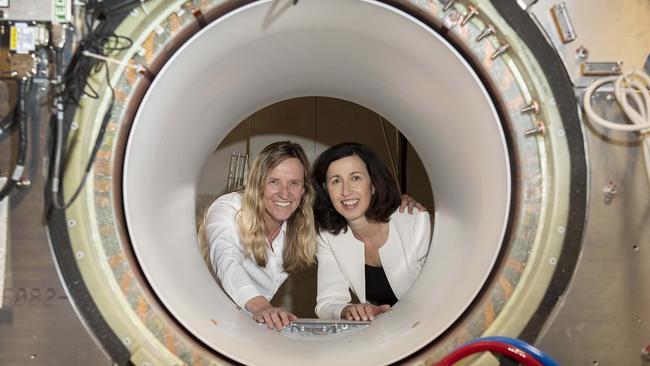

[379,220,410,299]
[331,229,366,302]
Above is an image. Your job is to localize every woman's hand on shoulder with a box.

[246,296,297,330]
[399,194,427,214]
[341,303,391,321]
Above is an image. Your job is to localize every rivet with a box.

[67,219,77,227]
[75,251,84,260]
[549,257,557,265]
[122,337,132,346]
[557,226,566,234]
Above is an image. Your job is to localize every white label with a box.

[12,23,37,54]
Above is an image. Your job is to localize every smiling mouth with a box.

[274,201,291,207]
[341,199,359,208]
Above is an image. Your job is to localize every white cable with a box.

[583,70,650,185]
[82,50,143,72]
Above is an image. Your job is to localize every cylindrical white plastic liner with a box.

[124,1,510,364]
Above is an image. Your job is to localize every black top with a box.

[365,265,398,306]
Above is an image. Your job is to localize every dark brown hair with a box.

[312,142,401,234]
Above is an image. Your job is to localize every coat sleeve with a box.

[413,210,432,267]
[205,198,262,309]
[315,234,351,319]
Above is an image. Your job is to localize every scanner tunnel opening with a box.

[123,1,509,364]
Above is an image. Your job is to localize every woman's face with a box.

[262,157,305,227]
[325,155,375,224]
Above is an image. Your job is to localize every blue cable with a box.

[468,336,561,366]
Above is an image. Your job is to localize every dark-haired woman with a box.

[312,142,431,321]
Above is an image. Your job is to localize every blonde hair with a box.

[236,141,316,273]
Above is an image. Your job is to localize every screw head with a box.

[575,45,589,61]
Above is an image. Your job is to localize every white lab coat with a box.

[315,209,431,319]
[205,192,288,309]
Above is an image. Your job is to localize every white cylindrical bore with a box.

[124,1,510,364]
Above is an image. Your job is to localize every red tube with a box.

[435,340,544,366]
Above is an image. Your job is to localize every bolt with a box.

[520,100,539,115]
[490,43,509,60]
[443,0,456,12]
[476,24,495,42]
[75,251,84,260]
[461,5,479,26]
[122,337,132,346]
[67,219,77,228]
[524,121,545,137]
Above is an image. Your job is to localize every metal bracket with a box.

[550,2,577,43]
[282,318,370,336]
[580,61,623,76]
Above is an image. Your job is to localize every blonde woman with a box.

[204,141,316,330]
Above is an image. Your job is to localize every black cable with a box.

[0,83,18,139]
[0,78,31,202]
[46,1,134,212]
[51,61,115,210]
